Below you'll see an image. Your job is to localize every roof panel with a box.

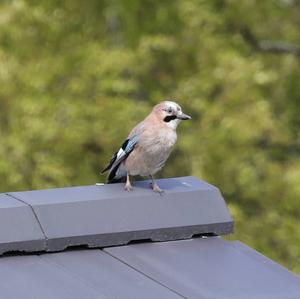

[105,237,300,299]
[41,249,183,299]
[0,237,299,299]
[0,254,107,299]
[230,240,300,286]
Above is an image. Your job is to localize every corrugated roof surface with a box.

[1,237,300,299]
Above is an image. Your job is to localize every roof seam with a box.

[38,254,111,299]
[6,193,48,244]
[102,249,188,299]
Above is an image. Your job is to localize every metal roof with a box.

[0,176,300,299]
[1,237,300,299]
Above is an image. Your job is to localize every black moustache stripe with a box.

[163,115,177,122]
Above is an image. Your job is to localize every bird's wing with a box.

[101,134,139,174]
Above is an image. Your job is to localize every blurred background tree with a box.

[0,0,299,273]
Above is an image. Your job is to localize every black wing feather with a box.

[101,135,138,178]
[101,139,130,174]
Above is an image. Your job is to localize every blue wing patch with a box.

[101,134,139,175]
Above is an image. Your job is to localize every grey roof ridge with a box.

[0,193,46,254]
[5,193,48,244]
[0,176,233,255]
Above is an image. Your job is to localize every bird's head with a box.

[153,101,191,129]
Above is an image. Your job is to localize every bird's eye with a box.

[167,107,173,114]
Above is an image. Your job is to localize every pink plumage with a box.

[101,101,191,193]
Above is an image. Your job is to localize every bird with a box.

[101,100,191,193]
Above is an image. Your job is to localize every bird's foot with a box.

[125,173,133,192]
[124,183,133,192]
[150,183,165,195]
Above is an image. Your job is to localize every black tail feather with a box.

[107,176,126,184]
[107,162,125,183]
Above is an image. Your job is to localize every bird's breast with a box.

[124,128,177,176]
[143,129,177,153]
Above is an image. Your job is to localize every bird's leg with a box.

[124,173,133,192]
[150,175,164,194]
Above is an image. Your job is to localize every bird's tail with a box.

[107,176,126,184]
[105,162,126,184]
[101,160,115,174]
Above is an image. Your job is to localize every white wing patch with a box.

[116,148,126,160]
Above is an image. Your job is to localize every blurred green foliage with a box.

[0,0,300,273]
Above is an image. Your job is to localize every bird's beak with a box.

[177,113,192,120]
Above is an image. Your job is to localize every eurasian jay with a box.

[101,101,191,193]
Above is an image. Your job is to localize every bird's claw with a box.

[155,188,165,196]
[150,183,165,195]
[124,184,133,192]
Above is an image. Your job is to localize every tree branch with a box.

[240,26,300,57]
